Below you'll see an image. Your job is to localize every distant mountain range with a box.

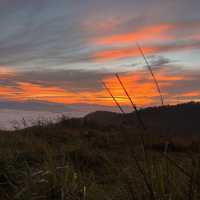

[84,102,200,135]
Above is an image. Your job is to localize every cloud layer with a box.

[0,0,199,116]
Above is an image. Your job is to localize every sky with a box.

[0,0,200,125]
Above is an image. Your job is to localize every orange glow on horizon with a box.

[0,69,198,108]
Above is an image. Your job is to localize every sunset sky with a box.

[0,0,200,118]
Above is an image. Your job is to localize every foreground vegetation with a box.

[0,116,200,200]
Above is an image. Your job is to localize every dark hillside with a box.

[84,102,200,134]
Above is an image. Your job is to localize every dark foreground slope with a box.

[0,102,200,199]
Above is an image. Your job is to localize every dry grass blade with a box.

[115,73,146,130]
[137,43,164,106]
[133,153,156,200]
[161,152,191,178]
[115,72,148,161]
[102,81,125,114]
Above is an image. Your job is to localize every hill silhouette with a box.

[84,101,200,135]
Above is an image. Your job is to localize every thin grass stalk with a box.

[133,153,156,200]
[115,73,146,130]
[102,81,125,114]
[188,156,197,200]
[137,43,164,106]
[188,170,194,200]
[115,73,147,158]
[123,175,137,200]
[161,152,191,178]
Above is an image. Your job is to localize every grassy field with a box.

[0,117,200,200]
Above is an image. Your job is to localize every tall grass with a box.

[0,117,200,199]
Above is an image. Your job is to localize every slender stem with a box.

[102,82,125,114]
[133,153,156,200]
[115,73,147,160]
[115,73,146,130]
[161,152,191,178]
[137,43,164,106]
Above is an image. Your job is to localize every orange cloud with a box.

[0,69,198,108]
[102,69,196,106]
[0,78,155,106]
[90,21,200,61]
[0,86,17,98]
[92,41,200,61]
[93,46,156,61]
[0,82,109,105]
[93,24,173,45]
[103,72,157,106]
[183,91,200,97]
[0,66,16,77]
